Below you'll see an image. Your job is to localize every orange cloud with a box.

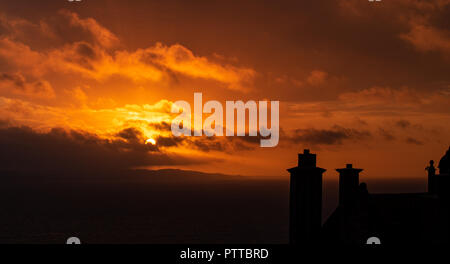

[337,86,450,113]
[0,73,55,99]
[338,0,450,56]
[0,95,174,136]
[289,86,450,115]
[46,41,165,82]
[60,10,119,49]
[0,11,256,91]
[400,20,450,55]
[47,41,255,90]
[0,37,46,77]
[143,43,256,90]
[307,70,328,86]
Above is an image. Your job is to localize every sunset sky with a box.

[0,0,449,181]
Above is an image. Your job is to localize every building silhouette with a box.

[288,147,450,244]
[287,149,325,244]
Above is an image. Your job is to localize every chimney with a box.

[336,164,363,207]
[298,149,316,167]
[287,149,326,244]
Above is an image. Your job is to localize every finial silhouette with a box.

[426,160,437,194]
[426,160,436,176]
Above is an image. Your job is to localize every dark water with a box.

[0,178,290,244]
[0,171,426,244]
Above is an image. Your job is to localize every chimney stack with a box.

[287,149,326,244]
[336,164,363,207]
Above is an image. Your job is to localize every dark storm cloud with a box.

[0,72,26,88]
[149,121,172,132]
[155,125,375,151]
[378,128,396,141]
[188,136,262,152]
[0,125,205,173]
[395,119,425,131]
[74,42,99,60]
[154,133,263,153]
[155,135,185,148]
[116,127,143,142]
[0,72,55,98]
[0,9,119,50]
[405,137,424,145]
[189,136,230,152]
[60,41,100,72]
[288,125,372,145]
[149,121,262,152]
[396,120,412,129]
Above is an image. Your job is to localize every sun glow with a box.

[145,138,156,145]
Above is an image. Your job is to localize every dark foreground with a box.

[0,169,426,244]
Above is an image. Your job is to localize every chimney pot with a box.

[336,164,363,207]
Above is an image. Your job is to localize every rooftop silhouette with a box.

[288,147,450,245]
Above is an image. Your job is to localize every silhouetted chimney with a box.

[336,164,363,207]
[287,149,326,244]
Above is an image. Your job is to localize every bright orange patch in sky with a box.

[0,1,448,179]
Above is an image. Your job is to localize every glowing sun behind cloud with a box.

[0,2,448,179]
[146,138,156,145]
